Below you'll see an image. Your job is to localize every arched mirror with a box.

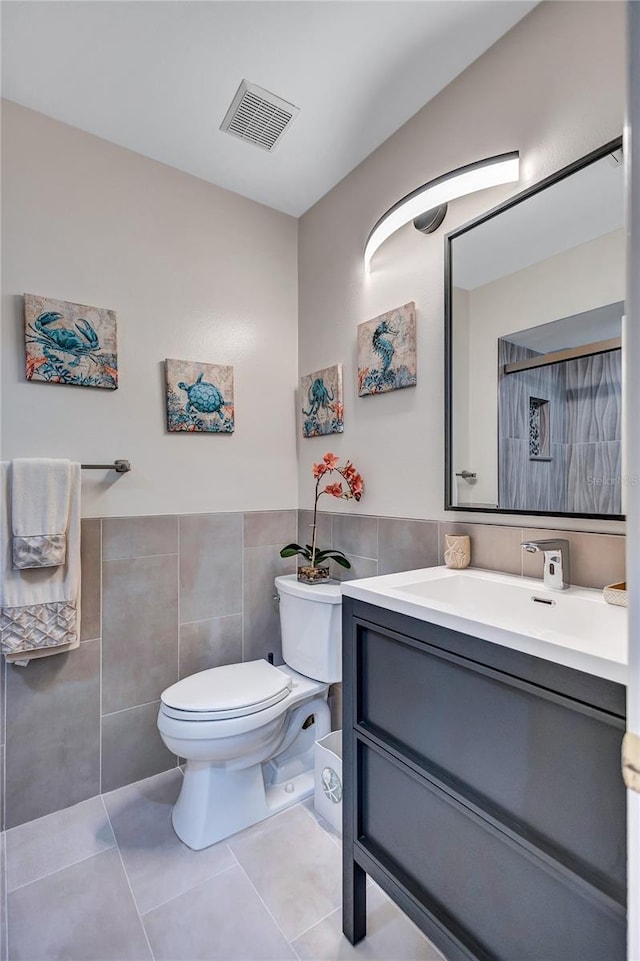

[445,138,624,519]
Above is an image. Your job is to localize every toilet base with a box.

[171,696,330,850]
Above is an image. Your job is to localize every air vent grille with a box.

[221,80,299,152]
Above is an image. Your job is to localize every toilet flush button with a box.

[285,782,295,794]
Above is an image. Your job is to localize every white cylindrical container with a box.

[314,730,342,835]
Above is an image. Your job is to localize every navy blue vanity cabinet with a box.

[342,597,627,961]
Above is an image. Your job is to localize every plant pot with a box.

[297,565,330,584]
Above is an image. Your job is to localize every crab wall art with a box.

[24,293,118,389]
[165,358,235,433]
[358,301,417,396]
[300,363,344,438]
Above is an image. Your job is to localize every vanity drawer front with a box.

[357,621,626,897]
[360,744,625,961]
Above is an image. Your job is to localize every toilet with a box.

[157,573,342,850]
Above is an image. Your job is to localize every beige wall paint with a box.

[1,101,298,517]
[298,1,626,532]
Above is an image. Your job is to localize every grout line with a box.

[232,855,299,951]
[6,841,116,896]
[98,518,103,796]
[241,513,246,664]
[179,612,242,629]
[102,796,156,961]
[289,903,342,945]
[102,699,161,719]
[177,521,181,681]
[138,860,237,919]
[103,551,180,563]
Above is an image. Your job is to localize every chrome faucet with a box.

[521,539,571,591]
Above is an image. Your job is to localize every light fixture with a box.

[363,151,519,272]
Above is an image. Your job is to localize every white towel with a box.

[11,458,71,569]
[1,462,81,665]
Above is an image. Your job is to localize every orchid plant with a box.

[280,452,365,572]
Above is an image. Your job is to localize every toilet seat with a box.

[160,659,292,721]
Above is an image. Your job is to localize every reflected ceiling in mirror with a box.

[445,139,624,519]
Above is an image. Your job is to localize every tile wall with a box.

[0,511,297,830]
[0,509,625,831]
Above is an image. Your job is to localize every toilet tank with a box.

[275,574,342,683]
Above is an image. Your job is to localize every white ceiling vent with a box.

[220,80,300,152]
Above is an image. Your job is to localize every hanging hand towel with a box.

[1,461,81,665]
[11,458,71,569]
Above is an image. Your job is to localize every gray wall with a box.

[0,511,296,829]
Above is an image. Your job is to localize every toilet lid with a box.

[160,660,292,719]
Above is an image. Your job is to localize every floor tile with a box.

[104,769,235,914]
[229,803,342,941]
[8,847,152,961]
[142,865,295,961]
[6,796,115,892]
[293,884,445,961]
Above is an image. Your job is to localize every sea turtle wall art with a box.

[300,363,343,438]
[165,358,234,433]
[358,302,417,396]
[24,293,118,389]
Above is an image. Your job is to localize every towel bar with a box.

[81,460,131,473]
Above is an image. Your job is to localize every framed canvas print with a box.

[24,293,118,389]
[165,358,234,432]
[358,301,416,396]
[300,363,344,437]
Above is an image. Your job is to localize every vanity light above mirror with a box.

[363,152,520,272]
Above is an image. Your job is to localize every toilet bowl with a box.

[157,574,342,849]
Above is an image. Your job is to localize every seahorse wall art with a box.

[165,358,235,433]
[300,363,344,438]
[357,301,417,396]
[24,293,118,389]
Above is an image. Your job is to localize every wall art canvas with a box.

[300,363,344,437]
[165,358,234,433]
[358,301,417,396]
[24,293,118,389]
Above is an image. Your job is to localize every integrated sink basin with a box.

[340,566,628,684]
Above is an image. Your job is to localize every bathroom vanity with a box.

[341,568,627,961]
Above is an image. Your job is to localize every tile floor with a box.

[1,769,445,961]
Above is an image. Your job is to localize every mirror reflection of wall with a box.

[449,143,624,516]
[498,304,622,514]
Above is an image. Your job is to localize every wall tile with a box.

[521,527,625,590]
[102,701,175,793]
[5,640,100,828]
[244,547,295,664]
[102,554,179,715]
[332,554,378,582]
[378,518,439,575]
[244,511,297,549]
[439,522,523,575]
[331,513,378,559]
[80,518,101,641]
[298,510,332,553]
[180,513,243,623]
[180,614,242,678]
[103,515,178,560]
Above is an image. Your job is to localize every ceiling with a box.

[1,1,537,216]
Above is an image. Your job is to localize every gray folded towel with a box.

[11,459,71,569]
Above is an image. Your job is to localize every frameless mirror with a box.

[445,138,624,518]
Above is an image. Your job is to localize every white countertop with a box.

[341,566,628,686]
